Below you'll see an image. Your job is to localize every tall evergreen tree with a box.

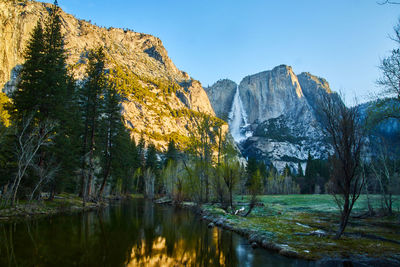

[114,130,139,195]
[304,152,316,193]
[165,139,178,165]
[283,163,292,177]
[9,1,75,199]
[98,84,123,198]
[80,47,107,201]
[297,162,304,177]
[146,143,159,172]
[10,22,45,122]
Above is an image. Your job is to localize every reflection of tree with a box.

[0,224,17,266]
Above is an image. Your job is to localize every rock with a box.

[206,65,339,171]
[295,222,311,228]
[311,229,327,237]
[279,249,299,258]
[262,242,282,252]
[154,197,171,204]
[215,219,224,226]
[0,0,225,151]
[234,207,245,215]
[204,79,237,121]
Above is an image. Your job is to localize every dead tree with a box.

[4,115,55,207]
[320,95,365,239]
[30,157,60,202]
[371,144,399,215]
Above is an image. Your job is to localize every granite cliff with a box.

[0,0,223,149]
[206,65,340,171]
[204,79,237,121]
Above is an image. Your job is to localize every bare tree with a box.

[373,19,400,122]
[188,113,220,203]
[3,115,55,207]
[220,161,240,212]
[371,144,399,215]
[29,157,60,202]
[244,169,263,217]
[320,95,365,239]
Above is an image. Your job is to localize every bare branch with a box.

[377,0,400,5]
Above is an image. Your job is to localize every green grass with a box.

[203,194,400,261]
[236,194,400,214]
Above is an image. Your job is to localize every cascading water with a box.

[228,85,252,143]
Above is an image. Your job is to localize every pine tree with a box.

[12,2,69,122]
[146,143,159,172]
[98,84,123,198]
[137,135,146,169]
[165,139,178,165]
[80,47,107,201]
[283,163,292,177]
[114,131,139,194]
[246,157,258,186]
[10,1,74,199]
[51,77,81,194]
[297,162,304,177]
[10,22,45,122]
[304,152,316,194]
[43,2,78,198]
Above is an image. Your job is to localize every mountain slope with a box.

[0,0,223,149]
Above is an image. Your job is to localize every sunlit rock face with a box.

[206,65,340,172]
[204,79,237,121]
[239,65,306,124]
[0,0,221,149]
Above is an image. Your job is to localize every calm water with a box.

[0,199,315,266]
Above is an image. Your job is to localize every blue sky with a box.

[42,0,399,104]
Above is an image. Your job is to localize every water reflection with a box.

[0,199,313,266]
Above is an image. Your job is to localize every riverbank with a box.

[0,193,139,221]
[171,195,400,266]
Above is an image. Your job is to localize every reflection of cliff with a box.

[126,213,236,266]
[126,237,223,266]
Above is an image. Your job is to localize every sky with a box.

[41,0,400,104]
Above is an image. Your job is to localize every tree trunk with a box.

[229,187,233,210]
[98,160,111,199]
[98,125,112,199]
[335,197,350,239]
[205,172,209,203]
[49,184,56,201]
[86,108,96,201]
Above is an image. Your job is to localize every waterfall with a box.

[228,85,252,143]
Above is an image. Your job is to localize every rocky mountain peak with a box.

[298,72,332,94]
[205,65,341,171]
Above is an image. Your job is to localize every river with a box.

[0,199,316,266]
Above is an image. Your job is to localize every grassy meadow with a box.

[202,194,400,261]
